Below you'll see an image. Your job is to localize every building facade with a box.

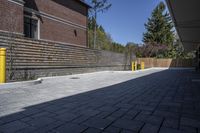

[0,0,89,47]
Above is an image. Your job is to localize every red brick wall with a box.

[40,17,87,46]
[24,0,88,46]
[0,0,24,34]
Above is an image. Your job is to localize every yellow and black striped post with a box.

[0,48,6,83]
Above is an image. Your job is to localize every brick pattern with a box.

[24,0,88,26]
[24,0,88,46]
[40,17,87,46]
[0,70,200,133]
[0,0,88,46]
[0,0,24,34]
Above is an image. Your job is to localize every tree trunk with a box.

[93,11,97,49]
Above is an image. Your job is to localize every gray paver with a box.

[72,115,91,124]
[0,120,29,133]
[153,110,180,119]
[179,125,197,133]
[121,129,137,133]
[163,118,179,129]
[77,109,100,116]
[53,123,87,133]
[140,123,159,133]
[112,119,144,131]
[105,126,121,133]
[16,126,36,133]
[136,114,163,125]
[180,117,200,128]
[83,128,102,133]
[98,106,118,113]
[26,117,56,128]
[0,113,26,123]
[96,111,112,119]
[54,112,79,122]
[159,127,183,133]
[0,69,200,133]
[36,122,64,133]
[83,117,113,130]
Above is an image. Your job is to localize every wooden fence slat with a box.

[137,58,194,68]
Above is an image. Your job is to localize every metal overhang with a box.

[166,0,200,52]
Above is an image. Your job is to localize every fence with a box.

[0,34,127,82]
[137,58,195,68]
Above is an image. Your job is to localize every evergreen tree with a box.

[143,2,174,46]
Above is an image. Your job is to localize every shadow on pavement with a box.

[0,69,200,133]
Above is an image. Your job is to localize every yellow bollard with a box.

[141,62,145,70]
[132,61,134,71]
[0,48,6,83]
[134,61,137,71]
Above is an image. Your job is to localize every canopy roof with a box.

[166,0,200,52]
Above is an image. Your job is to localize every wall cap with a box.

[8,0,25,6]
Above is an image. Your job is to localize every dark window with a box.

[74,30,77,37]
[24,17,38,39]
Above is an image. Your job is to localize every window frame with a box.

[24,15,40,39]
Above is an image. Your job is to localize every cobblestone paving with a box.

[0,69,200,133]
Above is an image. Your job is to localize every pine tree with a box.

[143,2,174,46]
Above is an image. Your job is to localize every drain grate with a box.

[70,77,80,79]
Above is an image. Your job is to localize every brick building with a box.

[0,0,90,47]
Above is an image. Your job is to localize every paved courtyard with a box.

[0,69,200,133]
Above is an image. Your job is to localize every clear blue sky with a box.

[86,0,165,45]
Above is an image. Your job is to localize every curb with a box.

[0,78,43,89]
[123,67,195,73]
[132,67,168,73]
[40,71,112,80]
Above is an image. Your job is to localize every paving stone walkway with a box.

[0,69,200,133]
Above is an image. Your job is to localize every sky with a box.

[86,0,164,45]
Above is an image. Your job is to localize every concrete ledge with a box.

[0,78,43,89]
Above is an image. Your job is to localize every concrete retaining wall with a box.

[0,34,127,82]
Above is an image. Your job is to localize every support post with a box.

[0,48,6,83]
[141,62,145,70]
[132,61,134,71]
[134,61,137,71]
